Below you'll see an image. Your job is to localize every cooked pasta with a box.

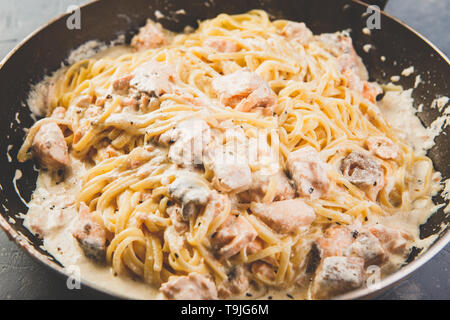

[19,10,442,300]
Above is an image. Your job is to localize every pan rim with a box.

[0,0,449,300]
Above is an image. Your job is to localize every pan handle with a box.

[361,0,388,10]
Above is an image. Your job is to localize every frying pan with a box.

[0,0,448,300]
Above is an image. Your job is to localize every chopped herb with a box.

[286,293,294,299]
[352,231,359,238]
[246,293,252,297]
[268,296,273,300]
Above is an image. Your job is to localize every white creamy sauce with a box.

[13,169,28,207]
[67,40,108,65]
[66,36,126,65]
[363,44,372,53]
[15,112,21,124]
[6,145,13,163]
[27,68,65,117]
[431,96,449,112]
[379,89,442,155]
[401,66,414,77]
[154,10,165,19]
[414,75,422,88]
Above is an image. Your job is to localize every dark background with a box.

[0,0,448,299]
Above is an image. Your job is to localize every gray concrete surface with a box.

[0,0,448,300]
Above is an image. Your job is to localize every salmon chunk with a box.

[211,158,252,193]
[160,118,211,167]
[340,152,384,201]
[159,118,210,146]
[316,225,385,267]
[316,225,355,257]
[160,273,218,300]
[286,146,330,199]
[250,199,316,234]
[204,38,239,52]
[369,225,412,255]
[32,121,70,169]
[311,256,365,299]
[351,230,386,266]
[218,266,250,298]
[203,191,229,220]
[166,204,189,233]
[130,61,174,97]
[212,68,277,115]
[272,171,296,201]
[131,20,168,50]
[112,74,133,94]
[72,202,107,262]
[281,22,313,45]
[211,215,257,259]
[366,136,400,160]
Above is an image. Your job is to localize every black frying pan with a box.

[0,0,448,299]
